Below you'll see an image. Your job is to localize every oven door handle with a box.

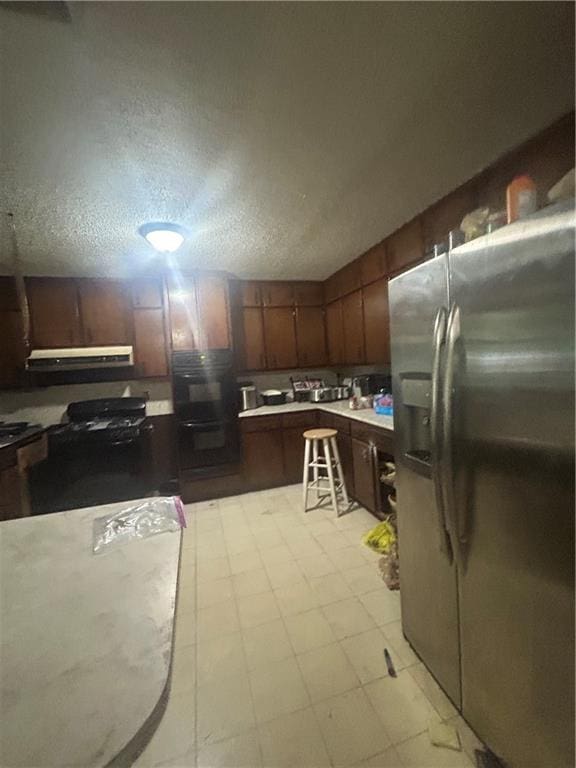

[179,420,225,430]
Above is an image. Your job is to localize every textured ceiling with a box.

[0,2,574,279]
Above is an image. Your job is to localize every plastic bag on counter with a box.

[93,496,186,554]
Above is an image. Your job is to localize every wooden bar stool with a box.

[302,428,349,516]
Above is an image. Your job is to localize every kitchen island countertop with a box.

[238,399,394,432]
[0,499,181,768]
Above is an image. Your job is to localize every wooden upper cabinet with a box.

[342,289,365,364]
[324,272,340,304]
[360,243,388,286]
[293,282,324,306]
[296,306,327,368]
[422,183,477,251]
[326,300,344,365]
[167,275,199,350]
[263,307,297,369]
[131,278,163,309]
[133,308,168,377]
[239,281,262,307]
[339,261,362,297]
[386,218,424,275]
[261,282,294,307]
[363,278,390,364]
[78,280,130,346]
[27,278,82,348]
[240,308,266,370]
[196,275,230,350]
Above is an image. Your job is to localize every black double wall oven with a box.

[172,351,240,476]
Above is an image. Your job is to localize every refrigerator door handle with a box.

[430,306,452,561]
[442,302,464,568]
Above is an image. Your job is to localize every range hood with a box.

[26,346,134,372]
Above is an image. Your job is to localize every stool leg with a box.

[302,438,311,513]
[331,436,349,507]
[312,439,319,502]
[323,438,339,516]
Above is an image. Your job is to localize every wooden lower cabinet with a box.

[282,427,307,485]
[0,464,23,521]
[336,433,354,498]
[234,413,394,511]
[351,437,378,512]
[242,429,285,489]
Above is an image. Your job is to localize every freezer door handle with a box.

[442,302,465,568]
[430,306,452,561]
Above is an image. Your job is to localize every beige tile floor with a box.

[136,485,483,768]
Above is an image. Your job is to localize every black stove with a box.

[30,397,153,515]
[47,398,147,447]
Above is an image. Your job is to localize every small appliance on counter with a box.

[352,376,370,399]
[290,377,312,402]
[238,383,259,411]
[260,389,287,406]
[310,387,334,403]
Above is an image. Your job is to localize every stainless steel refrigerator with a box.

[389,201,574,768]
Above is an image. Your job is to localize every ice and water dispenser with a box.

[399,373,432,475]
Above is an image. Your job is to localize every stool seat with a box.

[303,428,337,440]
[302,427,348,516]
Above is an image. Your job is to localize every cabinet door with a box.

[78,280,130,346]
[342,289,365,364]
[296,306,327,367]
[263,308,297,369]
[326,300,344,365]
[196,275,230,350]
[360,243,388,286]
[27,278,82,348]
[241,308,266,370]
[324,273,340,304]
[131,278,163,308]
[294,282,324,306]
[386,219,424,275]
[282,425,313,485]
[363,278,390,364]
[239,281,262,307]
[338,433,355,498]
[261,282,294,307]
[422,183,477,252]
[0,311,24,388]
[242,430,285,489]
[133,308,168,377]
[167,275,199,350]
[339,261,362,297]
[352,437,377,512]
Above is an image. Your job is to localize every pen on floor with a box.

[384,648,397,677]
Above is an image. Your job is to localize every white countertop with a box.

[0,499,182,768]
[239,399,394,432]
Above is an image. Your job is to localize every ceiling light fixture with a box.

[138,222,186,253]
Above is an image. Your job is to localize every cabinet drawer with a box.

[331,414,351,435]
[350,421,376,444]
[281,411,318,429]
[350,420,394,454]
[240,415,282,433]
